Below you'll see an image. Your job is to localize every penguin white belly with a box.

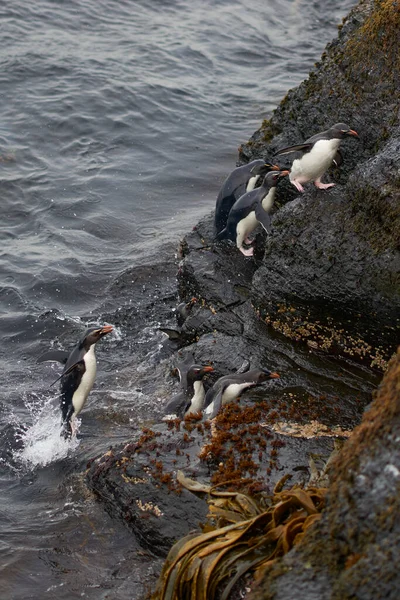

[186,381,205,414]
[246,174,259,192]
[290,139,340,182]
[221,382,254,404]
[236,212,258,247]
[261,188,276,212]
[72,346,97,415]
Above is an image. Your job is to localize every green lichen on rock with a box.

[348,179,400,253]
[344,0,400,95]
[260,118,281,144]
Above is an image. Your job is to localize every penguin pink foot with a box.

[291,180,305,193]
[240,246,254,257]
[69,418,78,438]
[314,179,335,190]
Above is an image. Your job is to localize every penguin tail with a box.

[61,422,72,440]
[215,227,228,241]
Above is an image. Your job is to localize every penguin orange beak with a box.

[269,372,280,379]
[202,366,214,373]
[279,170,290,177]
[268,163,280,171]
[101,325,113,335]
[348,129,359,137]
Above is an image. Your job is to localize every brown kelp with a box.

[151,473,327,600]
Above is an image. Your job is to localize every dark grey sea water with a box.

[0,1,365,598]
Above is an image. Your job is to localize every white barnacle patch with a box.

[136,499,164,517]
[122,474,149,484]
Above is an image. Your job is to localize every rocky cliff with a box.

[239,0,399,364]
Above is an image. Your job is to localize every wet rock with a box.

[178,214,258,308]
[86,401,341,558]
[250,347,400,600]
[86,425,209,558]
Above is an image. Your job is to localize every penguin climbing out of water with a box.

[274,123,359,193]
[175,298,197,327]
[38,325,113,438]
[203,368,280,420]
[214,160,280,235]
[216,170,289,256]
[163,363,214,418]
[158,298,197,346]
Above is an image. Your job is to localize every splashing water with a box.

[13,393,80,469]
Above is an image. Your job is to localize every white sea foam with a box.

[13,393,80,469]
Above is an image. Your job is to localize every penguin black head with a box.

[176,297,196,327]
[258,368,280,382]
[187,364,214,383]
[80,325,113,349]
[329,123,359,139]
[262,170,289,188]
[250,161,280,176]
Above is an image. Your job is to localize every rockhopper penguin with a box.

[163,364,214,418]
[203,368,280,420]
[38,325,113,438]
[216,170,288,256]
[274,122,359,192]
[214,160,279,235]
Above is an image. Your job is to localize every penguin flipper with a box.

[332,149,343,168]
[37,350,69,365]
[203,389,223,420]
[254,202,272,233]
[236,359,251,374]
[203,384,216,410]
[164,392,185,417]
[50,360,85,387]
[159,327,183,340]
[274,143,313,156]
[215,227,228,241]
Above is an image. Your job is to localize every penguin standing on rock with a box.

[38,325,113,438]
[274,123,359,193]
[216,170,289,256]
[203,368,280,420]
[214,160,280,234]
[163,364,214,418]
